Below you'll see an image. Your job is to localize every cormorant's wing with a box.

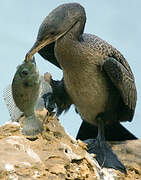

[38,42,61,69]
[103,57,137,122]
[50,78,72,116]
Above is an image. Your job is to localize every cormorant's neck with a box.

[59,13,86,41]
[55,15,86,69]
[72,18,86,40]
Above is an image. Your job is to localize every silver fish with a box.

[12,57,42,136]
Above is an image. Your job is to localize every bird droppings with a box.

[33,170,40,178]
[8,174,18,180]
[26,148,41,162]
[77,139,88,150]
[6,135,41,163]
[102,168,118,180]
[60,142,83,161]
[18,161,31,167]
[0,121,20,127]
[6,137,20,146]
[5,163,15,172]
[5,136,27,152]
[0,109,141,179]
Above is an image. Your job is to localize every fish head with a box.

[16,57,40,87]
[12,57,41,116]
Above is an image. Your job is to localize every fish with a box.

[11,57,42,136]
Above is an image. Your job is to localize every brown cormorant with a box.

[25,3,137,173]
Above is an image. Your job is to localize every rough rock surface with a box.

[0,109,141,180]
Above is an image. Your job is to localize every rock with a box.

[0,109,141,179]
[111,140,141,179]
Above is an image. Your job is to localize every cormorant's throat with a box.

[25,36,57,62]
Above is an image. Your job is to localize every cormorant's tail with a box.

[76,121,137,141]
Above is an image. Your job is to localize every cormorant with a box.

[25,3,137,173]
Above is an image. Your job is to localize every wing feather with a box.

[103,57,137,121]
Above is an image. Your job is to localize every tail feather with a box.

[76,121,137,141]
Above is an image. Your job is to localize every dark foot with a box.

[84,138,127,174]
[42,93,56,112]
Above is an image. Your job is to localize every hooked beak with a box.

[25,36,56,62]
[25,29,68,62]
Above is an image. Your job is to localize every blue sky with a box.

[0,0,141,138]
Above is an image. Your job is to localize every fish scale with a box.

[3,58,53,137]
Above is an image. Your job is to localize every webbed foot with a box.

[84,138,127,174]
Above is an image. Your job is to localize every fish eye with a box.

[50,31,55,36]
[21,69,28,76]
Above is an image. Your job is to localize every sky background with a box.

[0,0,141,138]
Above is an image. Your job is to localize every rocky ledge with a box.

[0,109,141,180]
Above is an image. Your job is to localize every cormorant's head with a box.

[25,3,86,62]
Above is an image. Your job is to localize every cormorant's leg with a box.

[84,121,127,174]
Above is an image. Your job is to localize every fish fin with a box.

[3,85,23,121]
